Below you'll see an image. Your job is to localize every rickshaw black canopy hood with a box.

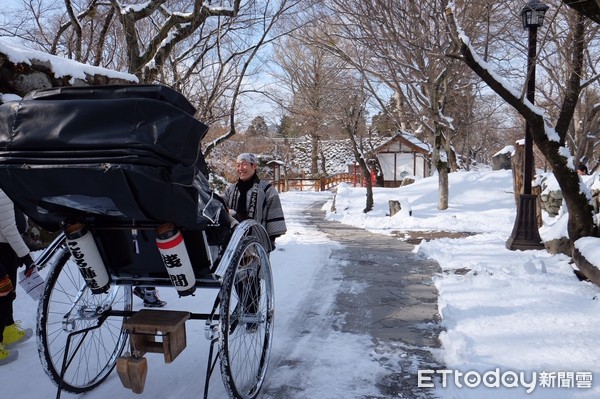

[1,84,207,166]
[0,84,214,231]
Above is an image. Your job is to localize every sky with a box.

[1,33,600,398]
[4,167,600,399]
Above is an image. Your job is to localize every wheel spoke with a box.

[220,238,274,399]
[38,249,131,393]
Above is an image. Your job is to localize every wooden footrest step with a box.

[118,309,191,394]
[123,309,191,363]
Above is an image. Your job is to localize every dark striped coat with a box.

[224,178,287,242]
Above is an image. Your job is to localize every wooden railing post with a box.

[280,173,356,192]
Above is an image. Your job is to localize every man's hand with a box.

[19,254,37,277]
[24,262,38,278]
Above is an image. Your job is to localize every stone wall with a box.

[540,179,600,217]
[537,173,599,263]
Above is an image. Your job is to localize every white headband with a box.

[237,153,257,164]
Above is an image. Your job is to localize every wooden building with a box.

[369,132,431,187]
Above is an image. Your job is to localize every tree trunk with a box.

[438,167,449,210]
[534,125,596,241]
[363,164,374,213]
[511,141,524,206]
[310,133,319,176]
[320,150,327,176]
[434,127,450,210]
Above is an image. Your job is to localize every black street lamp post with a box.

[506,0,549,251]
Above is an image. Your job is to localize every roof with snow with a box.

[493,145,515,157]
[371,131,431,154]
[0,37,138,98]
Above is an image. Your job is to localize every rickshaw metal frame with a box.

[34,219,273,399]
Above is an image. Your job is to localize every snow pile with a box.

[0,37,137,85]
[323,168,600,398]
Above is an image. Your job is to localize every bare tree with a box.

[536,5,600,171]
[272,30,348,176]
[104,0,242,82]
[174,0,308,157]
[446,4,599,246]
[336,79,375,212]
[320,0,481,210]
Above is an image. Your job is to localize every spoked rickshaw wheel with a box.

[219,236,275,399]
[37,246,132,393]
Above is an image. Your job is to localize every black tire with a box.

[37,245,132,393]
[219,236,274,399]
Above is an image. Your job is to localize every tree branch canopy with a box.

[445,7,541,126]
[444,5,596,243]
[111,0,243,81]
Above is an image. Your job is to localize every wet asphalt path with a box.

[305,200,444,398]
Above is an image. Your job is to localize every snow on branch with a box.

[114,0,242,81]
[118,0,239,18]
[444,5,559,143]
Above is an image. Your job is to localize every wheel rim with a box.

[38,249,131,392]
[221,239,274,399]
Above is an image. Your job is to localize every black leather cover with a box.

[0,84,214,231]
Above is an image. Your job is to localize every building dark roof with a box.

[563,0,600,24]
[370,132,431,155]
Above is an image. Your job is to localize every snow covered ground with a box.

[4,167,600,399]
[326,168,600,399]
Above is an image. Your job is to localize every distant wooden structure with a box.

[272,173,356,193]
[563,0,600,24]
[492,145,514,171]
[369,132,431,187]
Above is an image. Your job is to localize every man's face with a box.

[236,160,257,181]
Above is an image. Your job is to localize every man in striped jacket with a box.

[224,153,287,249]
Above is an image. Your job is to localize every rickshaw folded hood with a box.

[0,84,216,231]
